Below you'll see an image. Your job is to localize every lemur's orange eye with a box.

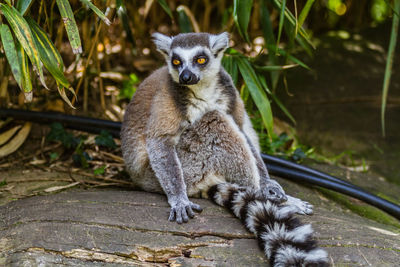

[172,59,181,65]
[197,57,206,64]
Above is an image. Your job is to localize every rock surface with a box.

[1,175,399,266]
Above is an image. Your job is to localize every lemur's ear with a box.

[209,32,229,57]
[152,32,172,57]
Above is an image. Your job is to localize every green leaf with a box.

[254,64,298,71]
[0,24,23,89]
[16,0,33,15]
[94,166,106,175]
[381,0,400,136]
[119,73,139,100]
[26,17,70,88]
[55,0,82,54]
[222,55,238,86]
[236,56,273,138]
[95,130,117,149]
[79,0,111,26]
[276,0,287,51]
[271,0,314,51]
[0,4,47,89]
[276,47,311,70]
[0,179,6,187]
[271,0,308,39]
[16,42,33,99]
[233,0,253,43]
[297,0,315,29]
[117,4,135,46]
[49,152,59,161]
[72,150,90,168]
[259,75,296,124]
[157,0,173,19]
[56,82,76,109]
[47,122,80,149]
[260,0,279,89]
[177,6,193,33]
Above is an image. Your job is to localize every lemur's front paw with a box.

[168,200,203,224]
[286,195,314,215]
[261,179,288,204]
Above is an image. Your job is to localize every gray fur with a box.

[152,32,172,58]
[171,32,210,49]
[121,32,309,227]
[209,32,229,56]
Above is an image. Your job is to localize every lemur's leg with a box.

[178,111,281,199]
[242,134,287,202]
[177,113,255,194]
[243,137,314,214]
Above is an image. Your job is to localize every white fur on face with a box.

[167,46,221,87]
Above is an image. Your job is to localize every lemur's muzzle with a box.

[179,69,199,85]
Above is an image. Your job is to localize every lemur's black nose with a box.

[179,69,199,85]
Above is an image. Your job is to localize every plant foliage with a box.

[0,0,109,106]
[0,0,398,142]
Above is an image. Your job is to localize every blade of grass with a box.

[233,0,253,43]
[381,0,400,137]
[236,56,273,138]
[177,5,193,33]
[0,24,23,89]
[16,0,34,15]
[117,4,135,47]
[16,42,33,100]
[222,55,238,86]
[271,0,314,48]
[276,0,287,52]
[254,64,298,71]
[298,0,315,29]
[56,0,82,54]
[0,4,47,89]
[277,47,311,70]
[57,82,76,109]
[260,0,279,90]
[80,0,111,25]
[157,0,173,19]
[26,17,70,88]
[259,75,296,124]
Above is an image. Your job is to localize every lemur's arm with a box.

[243,133,287,202]
[146,137,202,223]
[146,93,202,223]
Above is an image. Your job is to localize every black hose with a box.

[267,164,400,220]
[261,153,357,189]
[1,108,400,220]
[0,109,121,133]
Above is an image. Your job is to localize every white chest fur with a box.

[186,82,229,124]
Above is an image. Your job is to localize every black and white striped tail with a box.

[208,183,330,267]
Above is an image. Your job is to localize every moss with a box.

[375,192,400,205]
[318,188,400,230]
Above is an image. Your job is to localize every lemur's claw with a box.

[169,201,202,224]
[286,196,314,215]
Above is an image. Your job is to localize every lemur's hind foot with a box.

[286,195,314,215]
[208,183,330,267]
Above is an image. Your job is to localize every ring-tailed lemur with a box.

[121,32,330,266]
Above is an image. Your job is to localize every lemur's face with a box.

[152,32,229,86]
